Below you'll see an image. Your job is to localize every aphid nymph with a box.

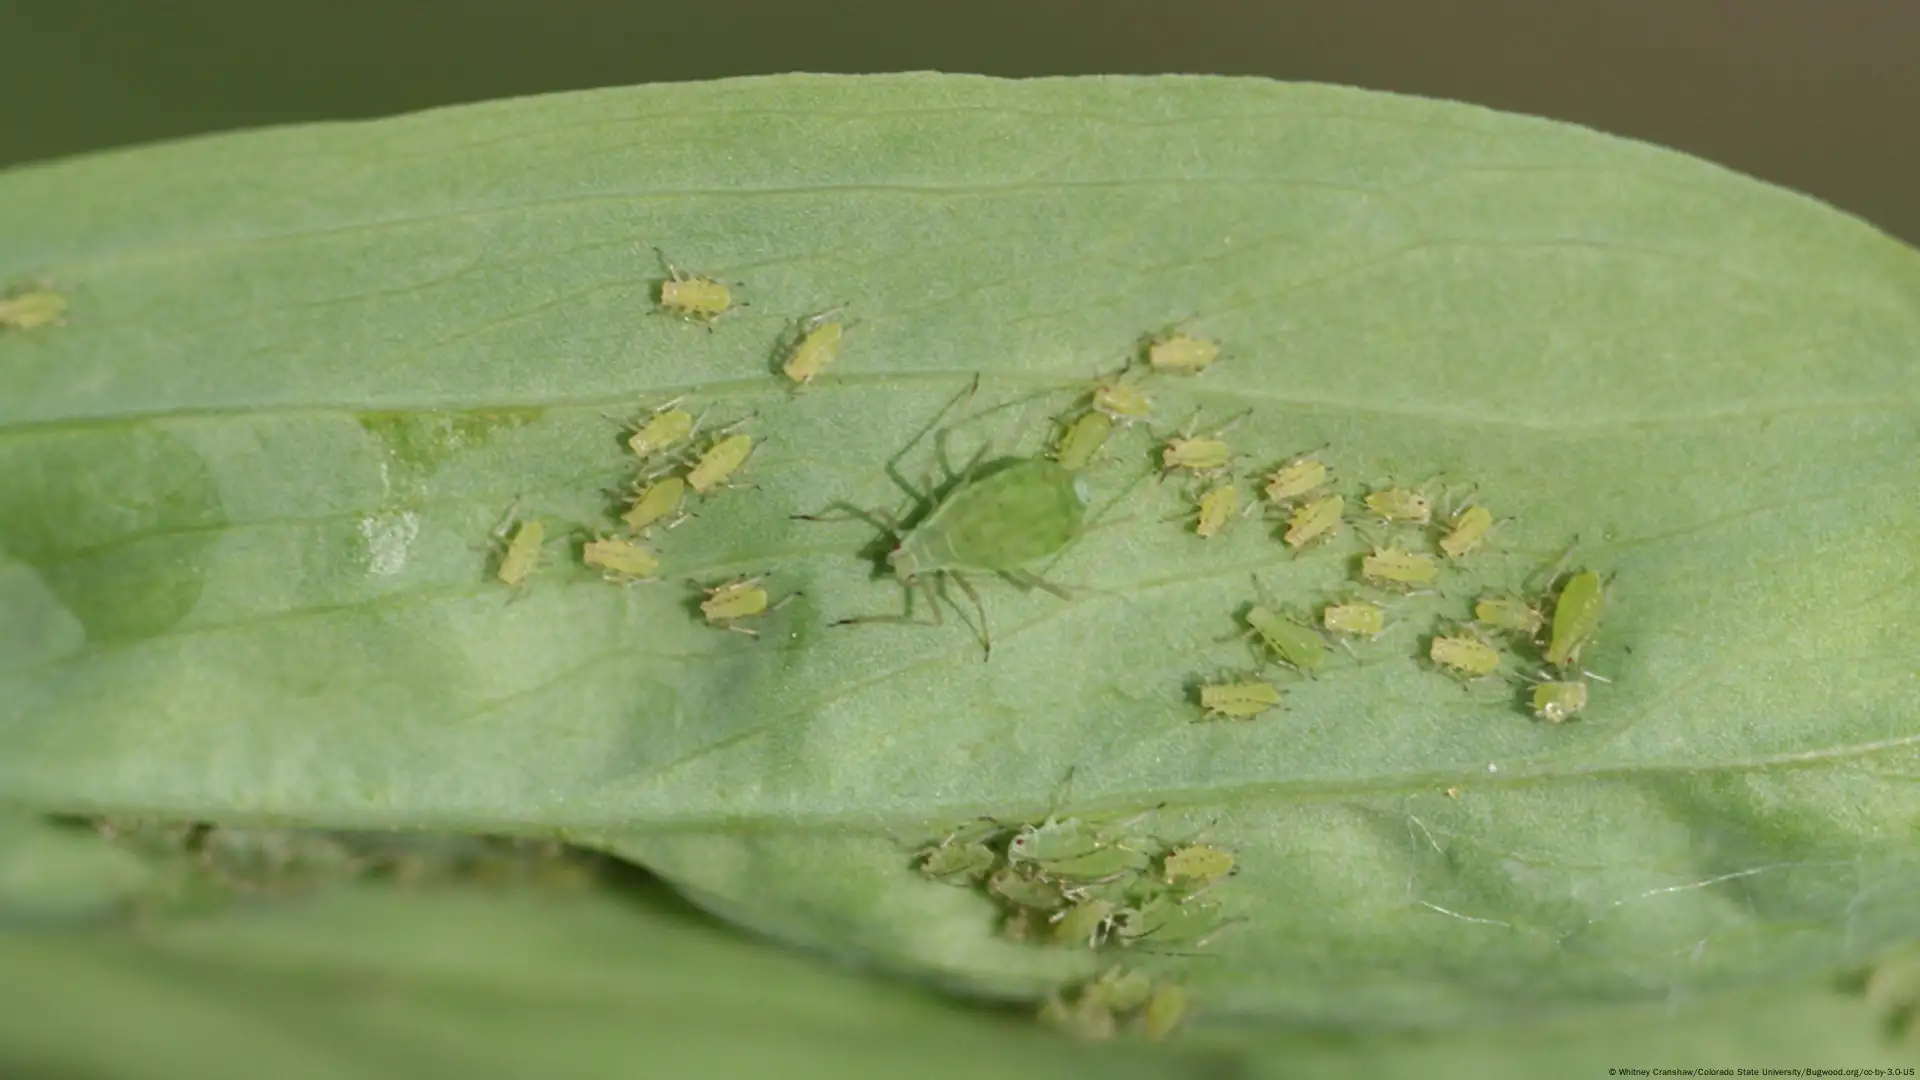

[0,286,67,331]
[781,305,849,387]
[1144,328,1221,375]
[582,535,660,584]
[653,247,738,327]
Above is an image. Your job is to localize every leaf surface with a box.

[2,73,1917,1028]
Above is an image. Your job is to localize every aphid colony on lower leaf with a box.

[910,786,1241,959]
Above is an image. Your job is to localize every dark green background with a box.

[5,1,1917,243]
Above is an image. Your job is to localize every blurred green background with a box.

[5,0,1917,244]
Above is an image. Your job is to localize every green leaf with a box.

[0,823,1907,1077]
[3,74,1918,1029]
[0,873,1207,1080]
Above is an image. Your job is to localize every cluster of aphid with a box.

[485,250,838,635]
[1195,462,1614,724]
[913,790,1243,1040]
[1035,327,1618,723]
[0,282,67,332]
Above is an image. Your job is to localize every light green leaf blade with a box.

[0,876,1205,1080]
[3,74,1917,1028]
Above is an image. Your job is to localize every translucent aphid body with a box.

[622,475,688,533]
[1161,844,1235,887]
[1531,678,1590,723]
[686,433,755,494]
[655,250,735,326]
[1053,411,1114,472]
[1364,486,1432,526]
[1283,493,1344,550]
[1545,570,1606,670]
[1244,595,1326,676]
[0,288,67,330]
[494,517,544,587]
[582,536,660,583]
[781,308,846,386]
[1198,678,1282,719]
[1193,483,1240,539]
[699,576,792,636]
[1439,504,1496,560]
[1145,331,1220,375]
[1322,600,1386,639]
[626,401,696,459]
[1264,454,1329,505]
[1090,373,1152,422]
[1474,594,1544,638]
[1360,545,1439,589]
[1429,631,1500,678]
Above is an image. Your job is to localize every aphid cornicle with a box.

[0,287,67,331]
[654,248,736,326]
[582,536,660,584]
[1197,678,1282,720]
[1545,569,1606,670]
[781,306,848,386]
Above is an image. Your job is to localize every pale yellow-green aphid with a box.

[1429,629,1500,678]
[1282,493,1344,550]
[0,287,67,331]
[1145,330,1220,375]
[1439,503,1496,559]
[1322,599,1386,639]
[686,433,755,495]
[698,576,794,636]
[654,248,736,326]
[781,306,848,386]
[1198,678,1283,719]
[1264,451,1329,505]
[1360,544,1439,589]
[582,536,660,584]
[492,511,544,588]
[1193,483,1241,539]
[622,474,688,533]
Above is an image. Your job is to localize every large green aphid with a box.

[1241,574,1326,675]
[799,379,1093,659]
[1546,569,1607,670]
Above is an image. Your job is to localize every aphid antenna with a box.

[876,374,983,508]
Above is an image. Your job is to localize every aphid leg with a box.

[945,571,994,660]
